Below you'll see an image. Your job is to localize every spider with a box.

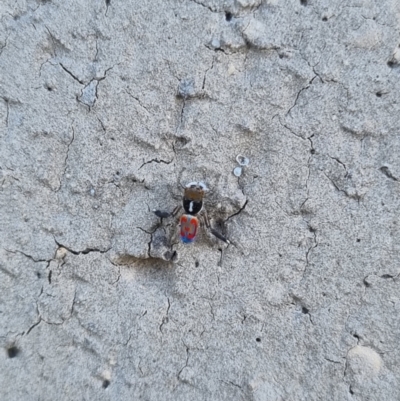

[153,181,230,244]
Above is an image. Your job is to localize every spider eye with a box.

[197,181,208,191]
[185,181,208,190]
[185,181,198,188]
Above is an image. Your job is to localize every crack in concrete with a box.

[299,222,318,285]
[330,155,347,171]
[204,43,227,54]
[301,134,315,208]
[94,65,114,89]
[381,273,398,279]
[0,165,21,188]
[94,38,99,61]
[0,96,10,128]
[159,298,171,333]
[56,124,75,192]
[226,199,248,222]
[54,238,111,255]
[380,166,398,181]
[178,99,186,130]
[177,343,190,380]
[20,247,77,333]
[202,57,215,90]
[25,295,72,336]
[274,114,307,141]
[323,172,344,194]
[220,379,243,390]
[59,63,84,85]
[208,301,215,321]
[0,34,9,57]
[44,25,64,57]
[190,0,217,13]
[4,248,48,264]
[105,0,111,16]
[137,226,156,258]
[217,247,224,266]
[111,264,121,285]
[26,316,42,335]
[342,272,374,380]
[5,99,9,127]
[139,158,174,170]
[286,81,313,117]
[0,264,17,278]
[323,172,362,202]
[38,58,54,78]
[125,89,150,114]
[97,116,106,132]
[324,357,342,365]
[79,65,116,109]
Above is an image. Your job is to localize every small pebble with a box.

[210,38,221,49]
[236,155,249,166]
[233,167,242,177]
[177,78,195,98]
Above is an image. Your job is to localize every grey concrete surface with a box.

[1,0,399,400]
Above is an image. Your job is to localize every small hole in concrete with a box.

[111,137,115,141]
[256,337,261,342]
[300,0,307,5]
[116,171,120,175]
[7,346,19,358]
[46,86,53,91]
[36,272,41,278]
[175,136,189,146]
[376,91,382,97]
[302,306,309,314]
[310,149,315,154]
[195,260,199,267]
[387,60,395,68]
[225,12,232,21]
[102,380,110,389]
[356,238,360,242]
[322,16,328,21]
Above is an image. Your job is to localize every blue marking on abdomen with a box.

[181,235,194,244]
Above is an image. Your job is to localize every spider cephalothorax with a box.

[183,182,206,215]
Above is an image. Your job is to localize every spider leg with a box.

[201,208,230,244]
[150,205,181,261]
[154,205,181,219]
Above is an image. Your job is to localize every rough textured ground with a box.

[1,0,400,400]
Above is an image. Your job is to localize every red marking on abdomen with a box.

[180,215,199,242]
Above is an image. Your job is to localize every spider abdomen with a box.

[180,214,199,243]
